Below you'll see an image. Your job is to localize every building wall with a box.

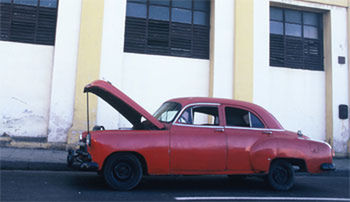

[253,0,349,153]
[0,0,348,155]
[47,0,82,142]
[0,42,54,138]
[96,0,211,129]
[0,0,82,142]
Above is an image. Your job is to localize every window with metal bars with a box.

[270,7,324,71]
[0,0,58,45]
[124,0,210,59]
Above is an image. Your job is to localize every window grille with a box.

[270,7,324,71]
[124,0,210,59]
[0,0,58,45]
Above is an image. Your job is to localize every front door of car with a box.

[223,105,270,172]
[170,104,227,173]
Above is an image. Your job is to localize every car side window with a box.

[178,106,219,126]
[225,107,265,128]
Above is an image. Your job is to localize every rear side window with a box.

[225,107,264,128]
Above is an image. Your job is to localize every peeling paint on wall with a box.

[0,41,53,139]
[334,121,350,153]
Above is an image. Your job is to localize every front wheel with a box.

[103,153,143,191]
[267,160,295,191]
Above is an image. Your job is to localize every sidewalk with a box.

[0,147,68,171]
[0,146,349,176]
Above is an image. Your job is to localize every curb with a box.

[1,161,70,171]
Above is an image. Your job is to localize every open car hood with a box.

[84,80,164,130]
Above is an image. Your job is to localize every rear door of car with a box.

[223,105,271,172]
[169,104,227,173]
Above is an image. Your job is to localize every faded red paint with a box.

[83,80,333,175]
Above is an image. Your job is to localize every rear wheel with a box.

[267,160,295,191]
[103,153,143,191]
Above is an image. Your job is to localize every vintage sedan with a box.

[67,80,335,191]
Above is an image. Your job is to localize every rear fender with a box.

[250,138,307,173]
[250,138,278,173]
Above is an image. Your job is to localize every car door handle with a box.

[263,131,272,135]
[215,128,224,132]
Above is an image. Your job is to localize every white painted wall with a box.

[97,0,210,129]
[47,0,82,142]
[211,0,234,99]
[0,42,54,138]
[97,0,127,129]
[121,53,209,127]
[329,6,349,153]
[254,0,349,153]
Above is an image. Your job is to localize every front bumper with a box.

[67,145,99,171]
[320,163,336,171]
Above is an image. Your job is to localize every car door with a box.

[170,104,227,173]
[223,105,271,172]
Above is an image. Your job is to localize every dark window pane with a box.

[270,7,282,21]
[172,8,191,23]
[304,25,318,39]
[172,0,192,9]
[13,0,37,6]
[225,107,250,127]
[126,3,146,18]
[304,12,318,26]
[194,0,209,11]
[270,21,283,34]
[251,113,264,128]
[285,9,301,23]
[285,23,301,37]
[0,0,11,3]
[40,0,57,8]
[193,11,208,25]
[149,5,169,21]
[149,0,170,6]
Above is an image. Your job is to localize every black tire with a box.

[267,160,295,191]
[103,153,143,191]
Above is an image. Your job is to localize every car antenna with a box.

[87,92,90,134]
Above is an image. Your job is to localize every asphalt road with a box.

[1,170,349,201]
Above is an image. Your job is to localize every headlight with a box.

[86,133,91,146]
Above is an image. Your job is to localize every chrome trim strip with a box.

[224,126,284,132]
[172,123,224,129]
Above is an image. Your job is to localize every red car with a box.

[68,80,335,191]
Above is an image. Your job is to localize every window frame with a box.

[0,0,59,45]
[124,0,211,59]
[269,6,324,71]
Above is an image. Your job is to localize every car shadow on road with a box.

[137,175,270,192]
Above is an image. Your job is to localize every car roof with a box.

[168,97,255,107]
[167,97,284,130]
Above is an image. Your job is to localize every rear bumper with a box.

[67,145,99,171]
[320,163,336,171]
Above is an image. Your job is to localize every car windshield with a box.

[153,102,182,123]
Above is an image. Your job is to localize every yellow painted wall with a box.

[233,0,254,102]
[68,0,104,144]
[301,0,348,7]
[324,12,333,147]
